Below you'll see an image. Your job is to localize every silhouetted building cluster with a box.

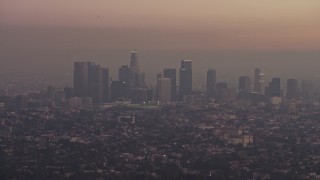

[0,50,318,109]
[73,62,109,104]
[70,52,319,106]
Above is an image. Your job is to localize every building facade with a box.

[179,60,192,100]
[239,76,251,98]
[207,67,216,99]
[163,68,176,101]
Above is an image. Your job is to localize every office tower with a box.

[266,78,281,97]
[157,78,171,103]
[102,68,110,102]
[181,60,192,69]
[74,62,109,104]
[138,72,146,88]
[119,65,130,83]
[207,67,216,99]
[302,80,313,100]
[73,62,90,97]
[216,82,229,101]
[155,73,162,101]
[179,60,192,100]
[163,68,177,101]
[88,63,104,103]
[239,76,251,98]
[287,79,298,99]
[130,50,139,73]
[110,81,130,101]
[129,50,142,88]
[254,68,264,94]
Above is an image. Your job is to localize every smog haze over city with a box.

[1,0,320,86]
[1,1,320,179]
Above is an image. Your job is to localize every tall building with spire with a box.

[129,50,145,88]
[130,50,139,73]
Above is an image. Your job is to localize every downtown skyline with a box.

[68,50,319,106]
[1,1,320,92]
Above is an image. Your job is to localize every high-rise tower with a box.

[239,76,251,98]
[207,67,216,99]
[157,78,171,103]
[266,78,281,97]
[163,68,177,101]
[302,80,313,100]
[74,62,91,97]
[88,63,103,103]
[130,50,139,73]
[102,68,110,102]
[287,79,298,99]
[254,68,264,94]
[129,50,145,88]
[179,60,192,100]
[73,62,109,103]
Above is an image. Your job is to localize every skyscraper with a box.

[163,68,176,101]
[130,50,139,73]
[138,72,146,88]
[73,62,109,103]
[287,79,298,99]
[254,68,264,94]
[179,60,192,100]
[239,76,251,98]
[266,78,281,97]
[216,82,229,101]
[207,67,216,99]
[88,63,104,103]
[129,50,142,88]
[157,78,171,103]
[74,62,91,97]
[102,68,110,102]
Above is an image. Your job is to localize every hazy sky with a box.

[1,0,320,87]
[2,0,320,50]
